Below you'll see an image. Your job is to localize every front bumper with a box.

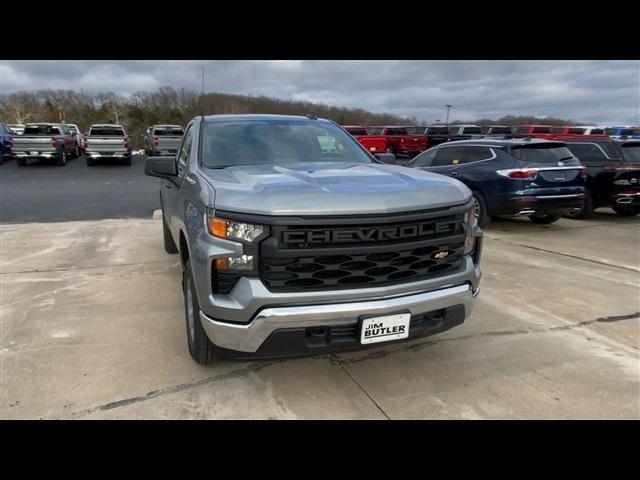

[200,282,478,355]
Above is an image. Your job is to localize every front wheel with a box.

[183,261,218,365]
[612,206,640,216]
[529,214,560,224]
[472,191,491,227]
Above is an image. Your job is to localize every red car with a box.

[342,125,388,154]
[366,126,427,157]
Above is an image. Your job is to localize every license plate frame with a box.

[359,312,411,345]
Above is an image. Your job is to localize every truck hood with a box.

[201,162,471,216]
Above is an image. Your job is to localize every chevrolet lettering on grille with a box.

[282,222,456,244]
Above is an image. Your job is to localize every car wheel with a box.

[86,157,95,166]
[125,157,132,166]
[612,206,640,216]
[57,150,66,166]
[74,146,80,158]
[163,215,179,254]
[529,214,560,224]
[472,191,490,227]
[17,158,26,166]
[565,190,594,219]
[385,145,394,154]
[183,260,218,365]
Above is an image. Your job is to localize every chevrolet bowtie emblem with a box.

[432,251,450,260]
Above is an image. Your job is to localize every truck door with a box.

[162,124,194,236]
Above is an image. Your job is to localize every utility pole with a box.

[445,105,452,125]
[200,64,205,116]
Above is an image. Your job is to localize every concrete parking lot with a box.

[1,155,639,419]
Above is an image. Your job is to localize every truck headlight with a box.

[208,216,265,244]
[463,206,477,255]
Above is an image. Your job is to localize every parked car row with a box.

[0,122,137,166]
[406,137,640,224]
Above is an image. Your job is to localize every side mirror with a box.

[145,156,177,180]
[373,153,396,164]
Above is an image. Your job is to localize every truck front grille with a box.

[259,211,467,292]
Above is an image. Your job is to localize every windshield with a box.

[24,125,60,135]
[510,144,575,163]
[367,127,383,135]
[621,144,640,163]
[428,127,450,135]
[90,127,125,136]
[154,127,184,136]
[201,120,373,168]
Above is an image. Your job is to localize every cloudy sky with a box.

[1,60,638,124]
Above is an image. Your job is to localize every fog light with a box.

[216,255,254,271]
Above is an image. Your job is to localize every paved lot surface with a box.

[0,155,159,223]
[1,206,638,419]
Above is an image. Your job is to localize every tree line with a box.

[0,87,587,149]
[0,87,417,148]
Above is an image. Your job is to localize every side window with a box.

[457,146,494,163]
[176,126,193,178]
[412,149,438,167]
[432,147,462,166]
[565,143,608,166]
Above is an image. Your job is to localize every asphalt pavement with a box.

[0,154,159,223]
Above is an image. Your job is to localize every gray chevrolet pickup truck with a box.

[84,124,133,166]
[145,114,482,364]
[13,123,80,166]
[144,124,184,156]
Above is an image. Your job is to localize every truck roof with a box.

[441,138,566,147]
[153,124,183,128]
[201,114,331,123]
[90,124,125,128]
[25,122,61,126]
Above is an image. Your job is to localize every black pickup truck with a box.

[562,138,640,217]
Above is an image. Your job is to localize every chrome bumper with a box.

[200,283,477,353]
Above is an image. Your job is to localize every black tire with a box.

[17,158,26,166]
[612,206,640,216]
[472,191,491,227]
[74,146,80,159]
[163,215,179,254]
[565,189,594,219]
[125,157,132,166]
[529,214,561,224]
[385,144,394,154]
[57,150,66,166]
[87,157,95,166]
[183,261,218,365]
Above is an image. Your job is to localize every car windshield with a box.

[510,144,575,163]
[24,125,60,135]
[201,120,373,168]
[621,144,640,163]
[90,127,125,136]
[154,127,184,136]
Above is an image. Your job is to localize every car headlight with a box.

[208,216,265,243]
[463,205,477,255]
[208,215,267,274]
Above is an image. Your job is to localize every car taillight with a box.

[51,137,57,149]
[497,168,539,179]
[83,138,89,150]
[124,137,129,149]
[8,137,13,149]
[154,136,159,148]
